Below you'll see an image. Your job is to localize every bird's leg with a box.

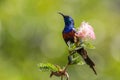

[67,41,71,49]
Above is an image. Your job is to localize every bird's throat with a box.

[63,26,74,33]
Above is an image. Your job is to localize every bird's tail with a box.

[77,48,97,75]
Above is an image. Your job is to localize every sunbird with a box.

[59,12,97,75]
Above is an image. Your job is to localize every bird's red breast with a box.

[62,30,75,43]
[63,30,75,39]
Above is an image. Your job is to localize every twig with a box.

[63,63,69,72]
[61,76,63,80]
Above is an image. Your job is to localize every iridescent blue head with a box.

[59,12,74,26]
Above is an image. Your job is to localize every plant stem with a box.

[64,63,69,72]
[61,76,63,80]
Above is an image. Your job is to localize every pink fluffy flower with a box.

[75,21,96,40]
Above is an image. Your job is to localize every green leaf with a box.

[38,63,60,72]
[69,54,84,65]
[72,57,84,65]
[72,56,80,64]
[77,61,85,65]
[67,41,76,51]
[82,42,95,49]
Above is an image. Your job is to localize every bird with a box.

[59,12,97,75]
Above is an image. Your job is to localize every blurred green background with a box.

[0,0,120,80]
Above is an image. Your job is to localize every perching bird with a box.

[59,12,97,75]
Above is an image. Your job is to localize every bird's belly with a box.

[63,31,75,43]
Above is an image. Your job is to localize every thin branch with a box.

[61,76,63,80]
[63,63,69,72]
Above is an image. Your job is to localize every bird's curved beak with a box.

[58,12,65,17]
